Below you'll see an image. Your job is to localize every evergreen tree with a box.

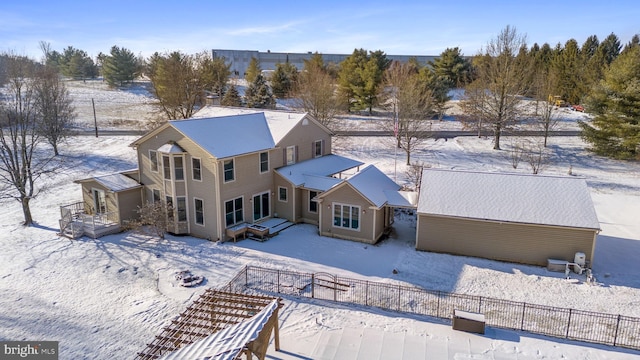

[623,34,640,54]
[429,47,472,88]
[337,48,390,114]
[599,33,622,65]
[102,46,139,87]
[550,39,583,104]
[244,57,261,84]
[58,46,97,80]
[245,74,275,109]
[294,53,342,129]
[200,56,231,97]
[270,62,298,98]
[579,45,640,159]
[220,83,242,107]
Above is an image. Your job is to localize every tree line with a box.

[1,27,639,226]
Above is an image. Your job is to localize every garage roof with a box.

[417,169,600,230]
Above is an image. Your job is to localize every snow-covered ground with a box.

[0,82,639,359]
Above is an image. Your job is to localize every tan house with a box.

[416,169,601,266]
[60,106,415,244]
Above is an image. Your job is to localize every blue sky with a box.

[2,1,638,61]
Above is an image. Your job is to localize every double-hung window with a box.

[224,159,234,182]
[194,198,204,225]
[225,197,243,226]
[149,150,158,172]
[192,157,202,181]
[259,152,269,173]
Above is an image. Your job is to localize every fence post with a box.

[521,303,527,331]
[277,269,280,294]
[566,308,572,339]
[365,281,369,306]
[436,291,441,318]
[397,284,401,311]
[613,314,621,346]
[478,296,482,313]
[333,275,337,302]
[244,266,248,287]
[311,274,315,299]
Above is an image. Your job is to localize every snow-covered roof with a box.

[193,106,313,144]
[276,154,364,189]
[384,190,419,208]
[157,142,185,153]
[159,299,279,360]
[170,113,275,159]
[344,165,406,208]
[417,169,600,230]
[76,173,141,192]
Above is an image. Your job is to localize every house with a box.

[415,169,601,266]
[62,106,414,244]
[59,170,142,238]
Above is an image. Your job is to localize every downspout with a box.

[214,159,222,241]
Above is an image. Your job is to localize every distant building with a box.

[212,49,438,77]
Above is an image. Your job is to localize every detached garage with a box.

[416,169,600,266]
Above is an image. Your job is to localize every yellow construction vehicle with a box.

[548,95,567,107]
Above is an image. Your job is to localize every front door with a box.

[253,192,270,221]
[92,189,107,214]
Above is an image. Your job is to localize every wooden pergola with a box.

[136,290,282,360]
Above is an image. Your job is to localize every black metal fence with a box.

[223,265,640,351]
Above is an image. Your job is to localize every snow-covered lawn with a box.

[1,82,639,359]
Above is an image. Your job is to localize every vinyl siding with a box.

[319,184,377,244]
[276,117,332,165]
[416,215,597,266]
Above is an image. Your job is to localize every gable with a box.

[417,169,600,230]
[169,113,275,159]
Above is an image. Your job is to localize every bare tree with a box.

[462,26,530,150]
[507,138,525,169]
[405,160,430,191]
[0,54,56,225]
[531,70,560,147]
[293,55,342,130]
[523,138,551,174]
[33,66,76,155]
[126,201,172,240]
[381,61,435,165]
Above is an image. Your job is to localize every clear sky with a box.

[2,0,639,61]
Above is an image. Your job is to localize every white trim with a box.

[194,197,205,226]
[278,186,288,202]
[149,150,159,173]
[308,190,318,213]
[174,155,185,182]
[224,196,244,226]
[91,187,107,214]
[332,202,361,231]
[259,151,269,174]
[313,139,323,158]
[176,196,187,222]
[223,158,235,183]
[285,145,296,165]
[192,157,203,182]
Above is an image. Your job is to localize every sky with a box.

[1,0,639,61]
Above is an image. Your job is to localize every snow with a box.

[170,113,275,158]
[343,164,402,208]
[417,168,600,230]
[1,82,639,359]
[275,154,364,187]
[89,172,141,192]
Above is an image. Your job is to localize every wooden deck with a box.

[59,202,121,239]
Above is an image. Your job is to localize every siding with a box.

[273,172,294,221]
[81,181,119,222]
[117,188,142,224]
[276,117,332,166]
[416,215,596,266]
[318,184,377,244]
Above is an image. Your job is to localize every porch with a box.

[224,217,294,243]
[59,201,121,239]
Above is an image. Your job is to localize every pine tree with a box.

[337,49,390,114]
[579,45,640,159]
[102,46,139,87]
[270,62,298,98]
[200,56,231,97]
[58,46,97,80]
[244,57,261,84]
[429,47,472,88]
[550,39,583,104]
[221,83,242,107]
[599,33,622,65]
[245,74,275,109]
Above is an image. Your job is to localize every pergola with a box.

[136,290,282,360]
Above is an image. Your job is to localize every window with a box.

[252,192,270,221]
[166,196,174,221]
[224,159,234,182]
[314,140,324,158]
[192,157,202,181]
[285,146,296,165]
[225,197,243,226]
[152,189,161,203]
[309,191,318,213]
[174,156,184,181]
[92,189,106,214]
[278,187,287,202]
[194,198,204,225]
[333,203,360,230]
[163,155,171,180]
[149,150,158,172]
[176,196,187,222]
[259,152,269,173]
